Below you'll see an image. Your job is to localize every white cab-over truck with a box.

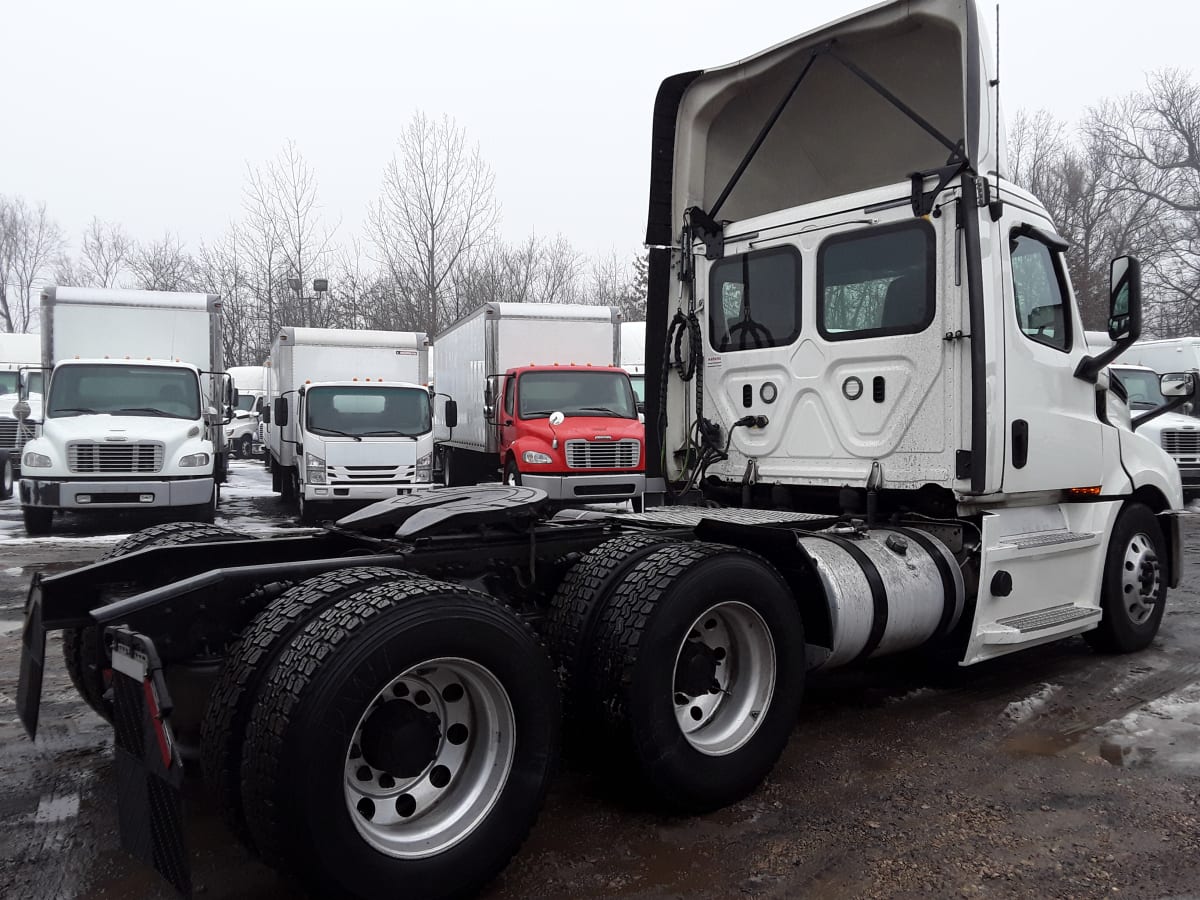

[0,332,43,480]
[18,288,230,535]
[225,365,267,458]
[13,3,1197,899]
[264,327,433,523]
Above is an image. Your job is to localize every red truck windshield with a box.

[518,371,637,420]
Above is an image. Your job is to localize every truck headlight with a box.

[415,451,432,482]
[23,451,52,468]
[179,452,210,467]
[306,452,326,484]
[523,450,553,465]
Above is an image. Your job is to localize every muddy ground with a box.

[1,463,1199,899]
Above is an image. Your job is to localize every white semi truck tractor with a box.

[14,2,1195,898]
[264,327,433,523]
[17,287,230,534]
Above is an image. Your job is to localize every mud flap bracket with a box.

[108,626,192,897]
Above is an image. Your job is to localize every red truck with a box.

[433,303,645,503]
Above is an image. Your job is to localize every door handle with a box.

[1012,419,1029,469]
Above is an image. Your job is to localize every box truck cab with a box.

[1110,363,1200,497]
[0,332,43,473]
[264,327,433,523]
[225,365,267,458]
[487,363,645,498]
[18,288,229,535]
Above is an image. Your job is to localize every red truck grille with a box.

[565,439,640,469]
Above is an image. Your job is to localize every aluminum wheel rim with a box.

[672,601,776,757]
[344,657,515,859]
[2,462,10,493]
[1121,531,1161,626]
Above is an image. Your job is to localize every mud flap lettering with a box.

[108,627,191,897]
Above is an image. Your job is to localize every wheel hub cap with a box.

[359,700,442,778]
[1121,532,1161,626]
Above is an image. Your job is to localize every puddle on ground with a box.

[1088,682,1200,770]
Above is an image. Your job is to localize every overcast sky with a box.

[4,0,1198,266]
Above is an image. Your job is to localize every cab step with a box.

[979,603,1101,644]
[998,530,1097,550]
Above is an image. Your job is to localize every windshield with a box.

[518,371,638,419]
[47,364,201,419]
[0,373,17,396]
[629,375,646,404]
[236,394,256,412]
[304,386,431,437]
[1112,368,1166,410]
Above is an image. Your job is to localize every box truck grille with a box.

[565,439,640,469]
[327,464,415,485]
[67,441,164,473]
[1162,430,1200,459]
[0,417,32,453]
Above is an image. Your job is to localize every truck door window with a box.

[708,246,801,352]
[1010,232,1071,352]
[817,221,935,340]
[503,375,515,418]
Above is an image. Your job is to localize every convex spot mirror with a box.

[273,397,289,427]
[1108,256,1143,342]
[1161,372,1197,398]
[549,411,566,427]
[12,400,30,421]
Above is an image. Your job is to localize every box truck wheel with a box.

[546,533,679,738]
[201,566,412,853]
[21,505,52,536]
[0,454,12,500]
[588,542,805,812]
[240,578,560,900]
[187,483,219,524]
[236,434,253,459]
[1085,503,1167,654]
[63,523,254,722]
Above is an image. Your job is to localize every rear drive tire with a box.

[63,523,254,722]
[201,567,408,852]
[1085,502,1167,653]
[0,456,12,500]
[21,505,52,536]
[588,541,805,812]
[241,578,560,900]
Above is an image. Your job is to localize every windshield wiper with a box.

[112,407,182,418]
[311,426,362,442]
[522,410,554,417]
[49,407,98,416]
[359,430,420,437]
[576,406,629,417]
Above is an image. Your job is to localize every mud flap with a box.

[108,627,191,897]
[16,578,45,739]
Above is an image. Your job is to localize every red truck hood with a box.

[521,415,644,443]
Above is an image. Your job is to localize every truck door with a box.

[497,373,518,459]
[999,219,1104,493]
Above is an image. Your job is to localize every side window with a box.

[1010,232,1071,352]
[708,246,801,352]
[818,221,935,340]
[503,374,515,417]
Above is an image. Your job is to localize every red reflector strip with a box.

[142,678,173,770]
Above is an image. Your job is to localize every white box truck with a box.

[620,320,647,414]
[225,365,267,458]
[17,287,230,534]
[264,327,433,523]
[1124,336,1200,376]
[0,332,44,477]
[434,302,645,502]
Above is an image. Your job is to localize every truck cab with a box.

[1110,363,1200,498]
[487,364,645,502]
[0,333,44,471]
[225,365,267,459]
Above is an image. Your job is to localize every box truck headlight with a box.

[306,452,326,484]
[179,452,210,467]
[522,450,553,465]
[415,451,432,482]
[23,451,52,468]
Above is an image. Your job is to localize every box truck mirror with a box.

[262,406,271,425]
[1161,372,1196,398]
[445,400,459,429]
[274,397,289,427]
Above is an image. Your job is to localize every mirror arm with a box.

[1075,330,1138,384]
[1132,373,1200,431]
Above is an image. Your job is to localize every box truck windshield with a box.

[305,385,431,438]
[235,394,257,413]
[47,365,200,420]
[1112,368,1167,410]
[517,371,638,419]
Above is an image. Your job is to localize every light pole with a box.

[287,277,328,327]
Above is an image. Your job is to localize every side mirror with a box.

[12,400,30,421]
[204,407,222,426]
[274,397,289,428]
[445,399,458,429]
[1161,372,1195,398]
[262,406,272,425]
[1108,256,1142,342]
[234,409,251,420]
[231,386,240,406]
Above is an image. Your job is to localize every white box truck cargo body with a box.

[226,365,267,458]
[0,333,44,470]
[265,327,432,523]
[18,287,229,534]
[1124,337,1200,376]
[620,320,647,411]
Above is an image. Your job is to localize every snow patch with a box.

[1003,683,1059,723]
[34,793,80,824]
[0,620,22,636]
[1093,681,1200,769]
[885,687,940,705]
[3,566,23,576]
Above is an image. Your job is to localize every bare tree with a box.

[369,112,498,335]
[0,198,19,332]
[0,196,65,332]
[79,217,132,288]
[129,232,196,291]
